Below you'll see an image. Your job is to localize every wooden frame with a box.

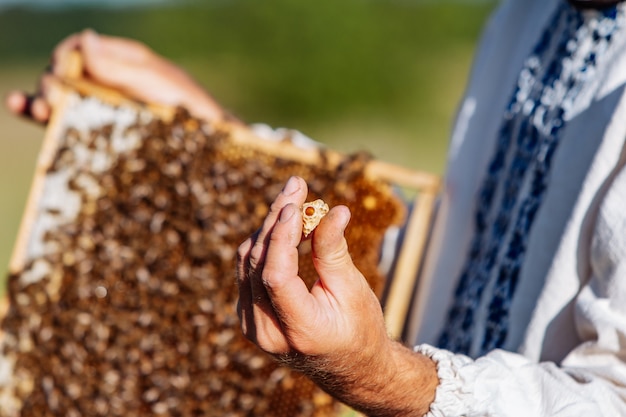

[1,52,440,416]
[7,52,440,341]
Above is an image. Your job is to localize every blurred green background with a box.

[0,0,497,292]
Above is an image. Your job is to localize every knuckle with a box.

[255,332,287,355]
[260,272,279,294]
[248,243,266,270]
[236,239,251,263]
[268,198,285,215]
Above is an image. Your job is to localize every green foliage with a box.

[0,0,495,126]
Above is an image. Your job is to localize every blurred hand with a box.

[236,176,438,417]
[4,29,227,124]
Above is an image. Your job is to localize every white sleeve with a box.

[414,166,626,417]
[415,344,626,417]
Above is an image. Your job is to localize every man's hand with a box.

[236,176,439,417]
[5,29,227,124]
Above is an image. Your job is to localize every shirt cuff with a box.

[414,344,476,417]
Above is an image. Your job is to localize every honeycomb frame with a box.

[0,54,440,417]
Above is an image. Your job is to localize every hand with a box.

[4,29,228,124]
[236,176,439,417]
[237,175,386,357]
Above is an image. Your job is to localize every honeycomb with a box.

[301,199,329,237]
[0,92,406,417]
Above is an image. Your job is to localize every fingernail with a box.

[282,177,300,195]
[336,207,351,231]
[280,205,295,222]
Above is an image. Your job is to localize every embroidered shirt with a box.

[407,0,626,414]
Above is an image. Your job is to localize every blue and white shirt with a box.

[407,0,626,415]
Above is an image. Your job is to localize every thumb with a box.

[311,205,363,289]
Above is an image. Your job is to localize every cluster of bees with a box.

[0,95,405,417]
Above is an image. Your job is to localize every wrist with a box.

[299,337,438,417]
[360,339,438,417]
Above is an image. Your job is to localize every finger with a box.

[84,31,152,64]
[311,205,366,294]
[249,277,289,354]
[30,97,51,122]
[78,31,194,109]
[246,201,305,353]
[52,29,148,78]
[262,203,320,339]
[53,29,226,122]
[51,32,82,77]
[80,30,150,90]
[4,91,48,123]
[52,29,153,96]
[5,91,28,116]
[311,206,386,342]
[237,234,280,350]
[248,176,307,271]
[236,237,255,338]
[246,199,315,354]
[238,178,307,354]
